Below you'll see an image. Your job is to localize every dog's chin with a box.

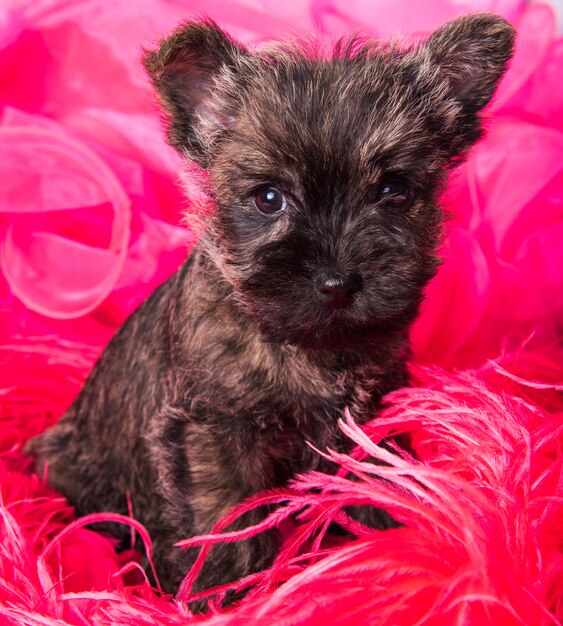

[290,333,367,351]
[244,296,417,351]
[257,317,402,351]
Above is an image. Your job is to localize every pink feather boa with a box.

[1,1,562,624]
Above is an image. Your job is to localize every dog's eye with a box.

[254,187,287,215]
[379,178,412,208]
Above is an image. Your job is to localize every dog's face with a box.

[145,15,514,349]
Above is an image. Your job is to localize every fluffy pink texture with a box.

[1,363,562,625]
[190,368,563,625]
[1,0,562,624]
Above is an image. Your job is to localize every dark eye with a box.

[379,178,412,208]
[254,187,287,215]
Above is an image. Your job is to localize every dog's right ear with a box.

[143,19,247,166]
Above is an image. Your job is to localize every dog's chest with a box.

[179,312,381,426]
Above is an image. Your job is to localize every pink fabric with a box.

[1,0,562,624]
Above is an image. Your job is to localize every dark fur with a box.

[27,14,514,598]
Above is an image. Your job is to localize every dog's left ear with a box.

[420,13,516,114]
[411,13,515,160]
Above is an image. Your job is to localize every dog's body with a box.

[33,246,407,590]
[27,14,514,595]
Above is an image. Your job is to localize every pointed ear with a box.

[420,13,516,115]
[143,19,247,165]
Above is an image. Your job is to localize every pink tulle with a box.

[1,0,562,624]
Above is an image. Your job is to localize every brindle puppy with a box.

[27,14,514,597]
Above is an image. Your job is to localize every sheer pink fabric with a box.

[1,0,561,364]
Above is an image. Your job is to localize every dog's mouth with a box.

[241,281,416,351]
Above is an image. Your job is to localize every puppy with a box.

[27,14,514,597]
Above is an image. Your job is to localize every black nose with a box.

[315,269,362,309]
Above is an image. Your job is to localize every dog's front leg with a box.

[148,410,279,599]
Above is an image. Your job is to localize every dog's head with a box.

[145,15,514,349]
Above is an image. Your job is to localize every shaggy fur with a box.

[26,14,515,595]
